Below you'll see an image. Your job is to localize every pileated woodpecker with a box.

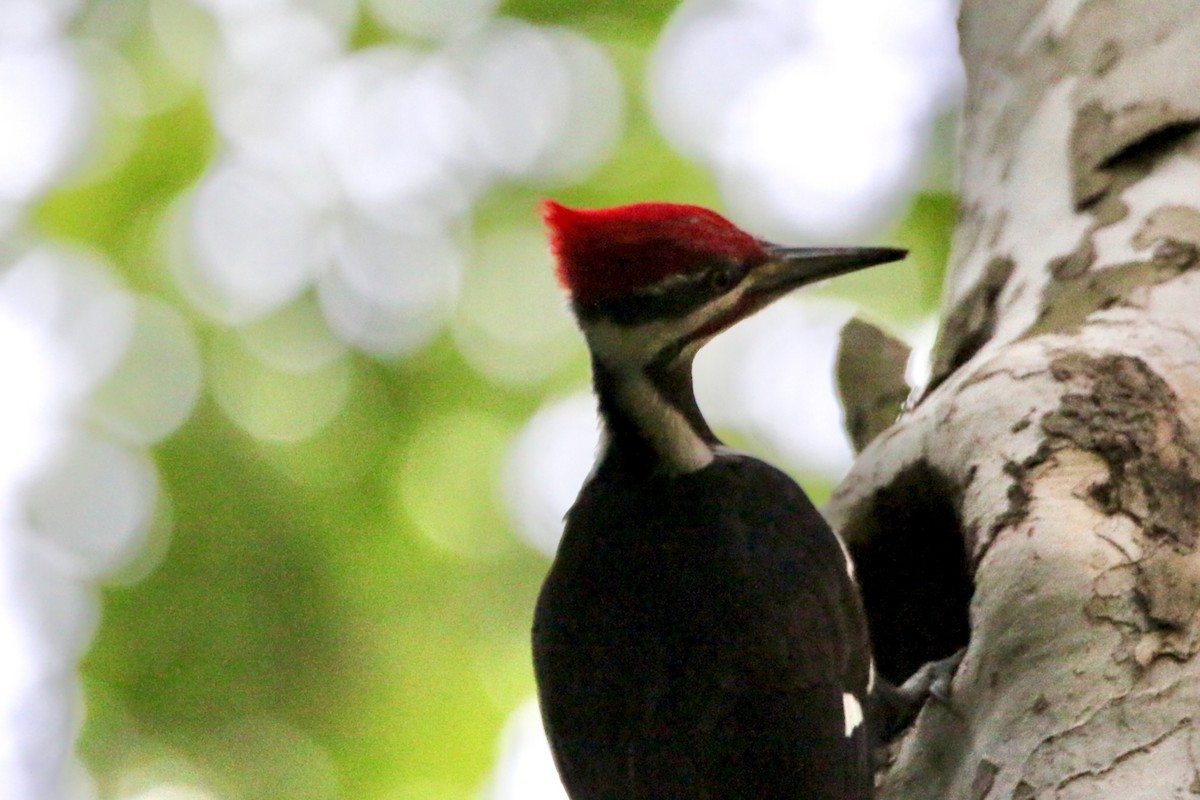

[532,200,946,800]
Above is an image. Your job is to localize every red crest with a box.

[541,201,767,306]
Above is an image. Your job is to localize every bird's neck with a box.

[591,355,721,479]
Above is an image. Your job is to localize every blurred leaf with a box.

[34,91,214,289]
[502,0,679,37]
[44,2,958,799]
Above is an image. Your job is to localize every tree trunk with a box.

[828,1,1200,797]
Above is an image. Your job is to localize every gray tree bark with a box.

[830,1,1200,797]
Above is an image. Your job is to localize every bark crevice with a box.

[1072,102,1200,210]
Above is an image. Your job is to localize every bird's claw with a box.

[897,647,965,709]
[926,648,964,707]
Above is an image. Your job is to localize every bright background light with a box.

[651,0,960,239]
[0,0,959,798]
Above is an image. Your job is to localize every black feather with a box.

[533,454,874,800]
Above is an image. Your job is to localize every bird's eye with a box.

[707,265,740,292]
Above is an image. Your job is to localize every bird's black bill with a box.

[747,245,907,298]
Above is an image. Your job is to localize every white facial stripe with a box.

[583,281,750,368]
[581,279,753,474]
[842,692,864,738]
[634,268,699,297]
[614,369,713,473]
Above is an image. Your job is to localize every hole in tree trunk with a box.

[843,462,974,684]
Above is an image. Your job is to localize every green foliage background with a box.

[32,2,955,798]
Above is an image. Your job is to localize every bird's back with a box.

[532,453,874,800]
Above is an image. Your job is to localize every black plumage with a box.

[532,200,922,800]
[534,450,874,799]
